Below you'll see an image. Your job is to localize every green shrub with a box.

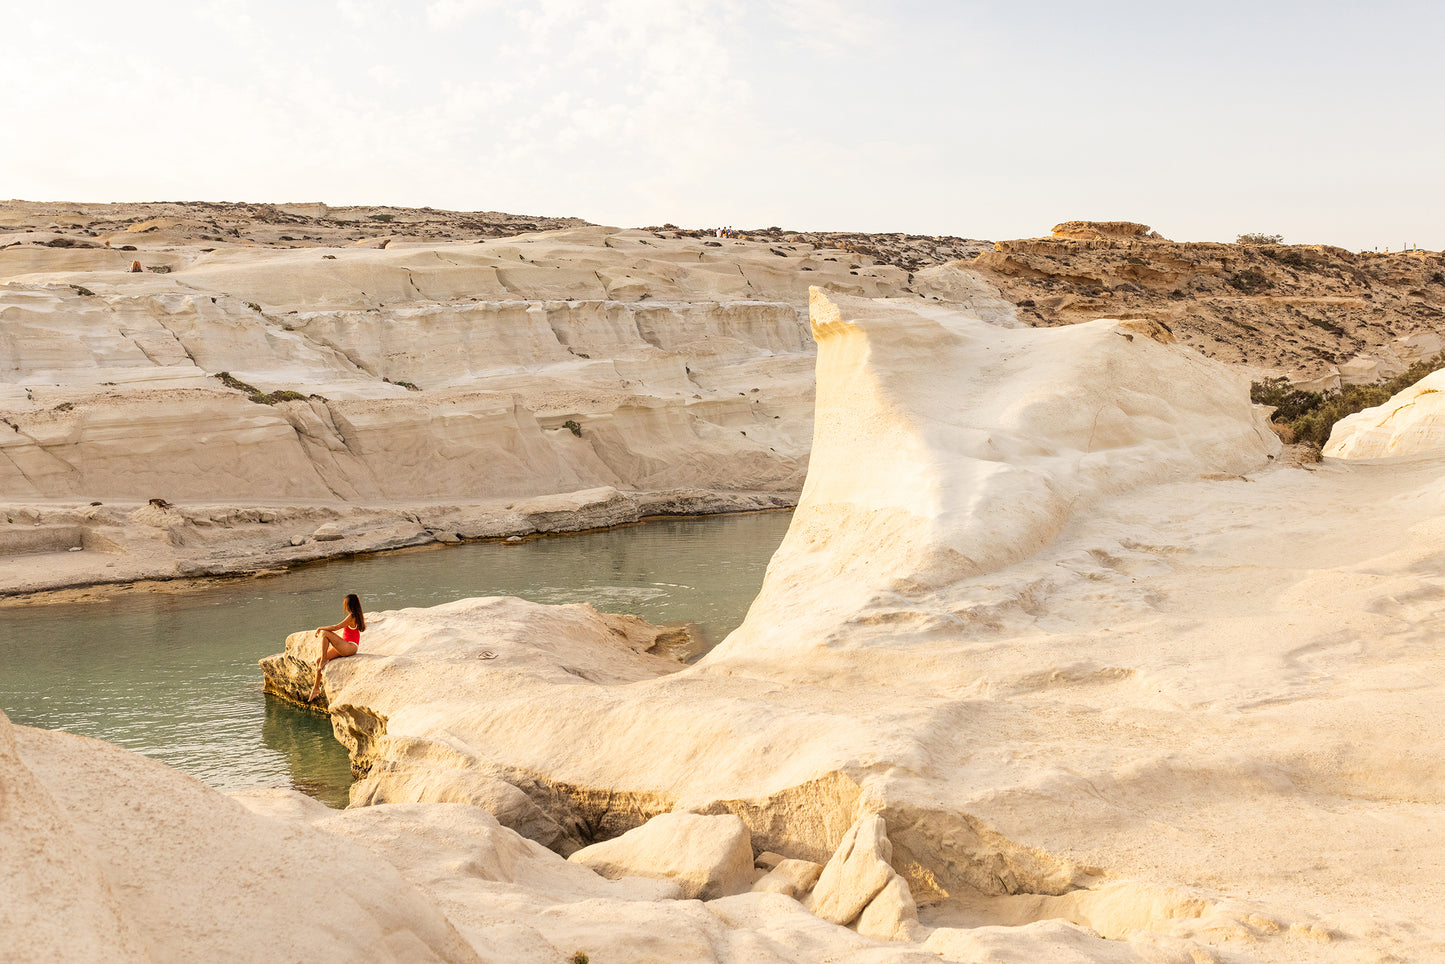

[1266,248,1309,269]
[215,371,260,394]
[1250,377,1323,422]
[1237,232,1284,245]
[562,419,582,437]
[1227,269,1271,294]
[1253,352,1445,446]
[254,390,308,404]
[213,372,308,405]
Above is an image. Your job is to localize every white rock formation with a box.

[751,858,824,898]
[804,813,897,925]
[1324,367,1445,458]
[568,811,755,900]
[0,709,480,963]
[714,290,1277,657]
[22,267,1445,960]
[4,226,1020,591]
[856,874,923,943]
[257,290,1422,961]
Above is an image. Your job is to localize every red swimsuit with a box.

[343,626,361,645]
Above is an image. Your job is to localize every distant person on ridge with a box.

[308,593,365,702]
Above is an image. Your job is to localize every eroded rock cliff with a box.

[255,289,1439,961]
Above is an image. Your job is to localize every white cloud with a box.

[771,0,883,55]
[424,0,500,28]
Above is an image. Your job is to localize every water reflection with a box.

[0,510,792,806]
[261,694,355,809]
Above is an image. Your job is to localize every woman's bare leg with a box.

[309,630,358,701]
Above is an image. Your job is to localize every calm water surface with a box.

[0,511,792,807]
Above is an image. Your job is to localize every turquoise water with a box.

[0,511,792,807]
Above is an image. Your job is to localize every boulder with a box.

[312,522,345,541]
[754,851,786,872]
[1324,368,1445,458]
[854,873,922,942]
[568,811,755,900]
[751,857,824,899]
[0,710,479,963]
[803,813,894,926]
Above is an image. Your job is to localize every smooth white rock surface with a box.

[1324,367,1445,458]
[568,811,756,900]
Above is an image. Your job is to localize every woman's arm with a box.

[317,616,353,633]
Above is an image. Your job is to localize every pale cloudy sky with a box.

[5,1,1440,250]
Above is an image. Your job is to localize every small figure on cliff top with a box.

[308,593,365,702]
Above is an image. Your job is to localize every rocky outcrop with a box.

[1050,221,1164,241]
[969,225,1445,385]
[568,812,754,900]
[1323,367,1445,457]
[255,289,1380,960]
[0,709,480,963]
[803,814,900,926]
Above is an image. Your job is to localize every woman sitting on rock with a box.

[308,593,365,702]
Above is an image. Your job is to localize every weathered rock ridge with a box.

[0,202,1019,595]
[254,289,1445,961]
[7,203,1442,599]
[1324,365,1445,458]
[971,221,1445,388]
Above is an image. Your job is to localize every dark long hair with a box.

[345,593,366,632]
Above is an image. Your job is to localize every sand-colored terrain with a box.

[4,204,1441,596]
[254,290,1445,961]
[7,204,1445,961]
[970,221,1445,389]
[0,201,1013,595]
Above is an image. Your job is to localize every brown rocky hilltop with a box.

[0,199,589,247]
[965,221,1445,387]
[675,218,1442,388]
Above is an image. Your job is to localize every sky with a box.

[5,0,1441,250]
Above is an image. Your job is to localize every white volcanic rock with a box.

[257,285,1445,958]
[0,391,333,500]
[234,791,974,963]
[0,710,479,963]
[751,858,824,898]
[855,874,923,943]
[922,920,1165,963]
[1,224,1025,590]
[804,813,896,925]
[568,811,755,900]
[713,290,1279,659]
[1323,367,1445,458]
[0,235,822,523]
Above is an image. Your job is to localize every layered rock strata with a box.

[8,203,1441,599]
[258,289,1445,960]
[970,221,1445,387]
[0,204,1015,595]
